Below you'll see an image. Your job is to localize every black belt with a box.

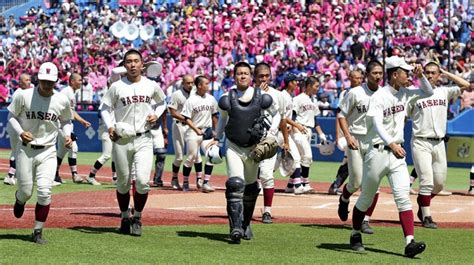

[416,137,444,141]
[373,143,404,151]
[22,142,45,150]
[136,130,150,137]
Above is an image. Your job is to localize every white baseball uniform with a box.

[407,85,461,196]
[279,90,302,172]
[96,103,116,166]
[338,84,377,193]
[6,89,26,178]
[292,92,320,167]
[8,87,73,206]
[100,76,165,195]
[57,86,78,160]
[181,92,218,167]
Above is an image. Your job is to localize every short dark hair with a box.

[254,62,271,76]
[302,76,319,90]
[194,75,208,87]
[366,60,383,74]
[386,67,400,81]
[233,61,252,76]
[424,61,440,72]
[123,49,143,62]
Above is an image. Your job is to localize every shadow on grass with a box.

[317,243,406,257]
[176,230,235,244]
[70,212,120,218]
[0,233,32,242]
[198,215,227,220]
[301,224,352,231]
[69,226,120,235]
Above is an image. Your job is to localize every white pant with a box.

[97,130,113,165]
[16,144,56,205]
[226,140,259,184]
[291,130,312,167]
[172,122,186,166]
[355,146,412,212]
[184,129,209,168]
[57,134,78,159]
[151,127,165,150]
[411,137,447,196]
[113,133,153,194]
[346,136,369,193]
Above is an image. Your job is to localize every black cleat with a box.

[338,196,349,221]
[361,221,374,234]
[131,217,142,236]
[243,225,253,240]
[32,229,47,244]
[262,212,272,224]
[13,200,25,218]
[350,233,365,252]
[230,228,243,244]
[405,240,426,258]
[421,216,438,229]
[119,218,131,235]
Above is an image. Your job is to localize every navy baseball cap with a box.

[284,74,298,85]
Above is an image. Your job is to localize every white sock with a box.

[133,210,142,218]
[363,216,371,222]
[406,235,414,245]
[421,206,431,219]
[34,221,45,230]
[263,207,271,214]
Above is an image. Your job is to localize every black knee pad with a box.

[225,177,245,201]
[244,181,260,197]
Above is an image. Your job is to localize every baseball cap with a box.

[284,73,298,84]
[385,56,414,71]
[38,62,58,81]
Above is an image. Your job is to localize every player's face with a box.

[424,65,441,86]
[255,67,271,86]
[307,82,319,96]
[19,75,31,89]
[367,66,383,87]
[39,80,55,92]
[197,78,210,95]
[395,68,409,86]
[71,76,82,90]
[124,53,143,78]
[234,66,251,89]
[349,72,363,87]
[182,76,194,92]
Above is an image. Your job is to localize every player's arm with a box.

[60,119,73,148]
[414,65,434,96]
[290,110,308,134]
[160,109,168,137]
[73,111,91,128]
[440,68,470,91]
[314,118,327,143]
[338,115,358,150]
[184,117,203,135]
[8,112,34,143]
[279,117,290,153]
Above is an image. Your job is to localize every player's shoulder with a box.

[53,90,70,104]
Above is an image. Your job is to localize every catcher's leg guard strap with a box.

[225,177,245,232]
[243,181,260,227]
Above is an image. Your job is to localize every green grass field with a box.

[0,224,472,264]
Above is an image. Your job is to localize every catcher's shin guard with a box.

[335,163,349,188]
[154,148,167,182]
[243,181,260,228]
[225,177,245,235]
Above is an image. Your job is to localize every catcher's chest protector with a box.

[224,88,264,147]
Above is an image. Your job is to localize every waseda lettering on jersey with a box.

[355,105,368,114]
[302,104,317,112]
[25,111,59,121]
[192,104,212,114]
[383,104,405,117]
[416,99,447,110]
[120,95,152,106]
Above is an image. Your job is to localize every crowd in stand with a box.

[0,0,473,115]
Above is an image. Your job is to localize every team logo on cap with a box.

[46,68,51,74]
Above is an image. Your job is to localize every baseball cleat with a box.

[153,180,164,187]
[54,176,65,184]
[52,181,62,186]
[196,178,203,189]
[72,173,84,184]
[350,232,365,252]
[284,186,294,193]
[328,182,341,195]
[421,216,438,229]
[182,181,190,192]
[13,199,25,218]
[171,178,180,190]
[361,221,374,234]
[294,185,305,195]
[87,177,101,186]
[230,228,243,244]
[243,225,253,240]
[32,229,47,244]
[201,183,215,193]
[469,189,474,196]
[3,176,16,185]
[262,212,272,224]
[338,196,349,222]
[438,190,452,196]
[131,217,142,236]
[409,188,418,195]
[119,218,131,235]
[302,184,314,194]
[404,240,426,258]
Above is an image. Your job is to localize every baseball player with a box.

[4,73,32,186]
[469,165,474,196]
[8,62,73,244]
[328,69,364,195]
[100,49,166,236]
[168,75,204,190]
[254,62,289,224]
[349,56,432,258]
[180,75,218,192]
[336,61,383,235]
[150,103,168,187]
[211,61,277,243]
[281,74,305,195]
[291,76,328,193]
[407,62,469,229]
[54,73,92,185]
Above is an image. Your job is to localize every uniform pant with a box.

[172,122,186,166]
[345,136,369,194]
[97,130,113,165]
[151,127,165,150]
[411,137,447,196]
[113,133,153,194]
[16,144,56,206]
[184,129,211,168]
[226,140,259,184]
[291,130,312,167]
[355,146,412,213]
[57,134,78,159]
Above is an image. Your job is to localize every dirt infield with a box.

[1,164,473,229]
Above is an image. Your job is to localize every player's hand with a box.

[162,128,169,136]
[346,135,359,150]
[108,127,120,142]
[64,136,73,148]
[413,64,424,79]
[282,143,290,154]
[196,128,204,136]
[296,124,308,134]
[389,143,406,159]
[81,120,91,128]
[258,82,269,92]
[20,131,34,143]
[146,114,158,125]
